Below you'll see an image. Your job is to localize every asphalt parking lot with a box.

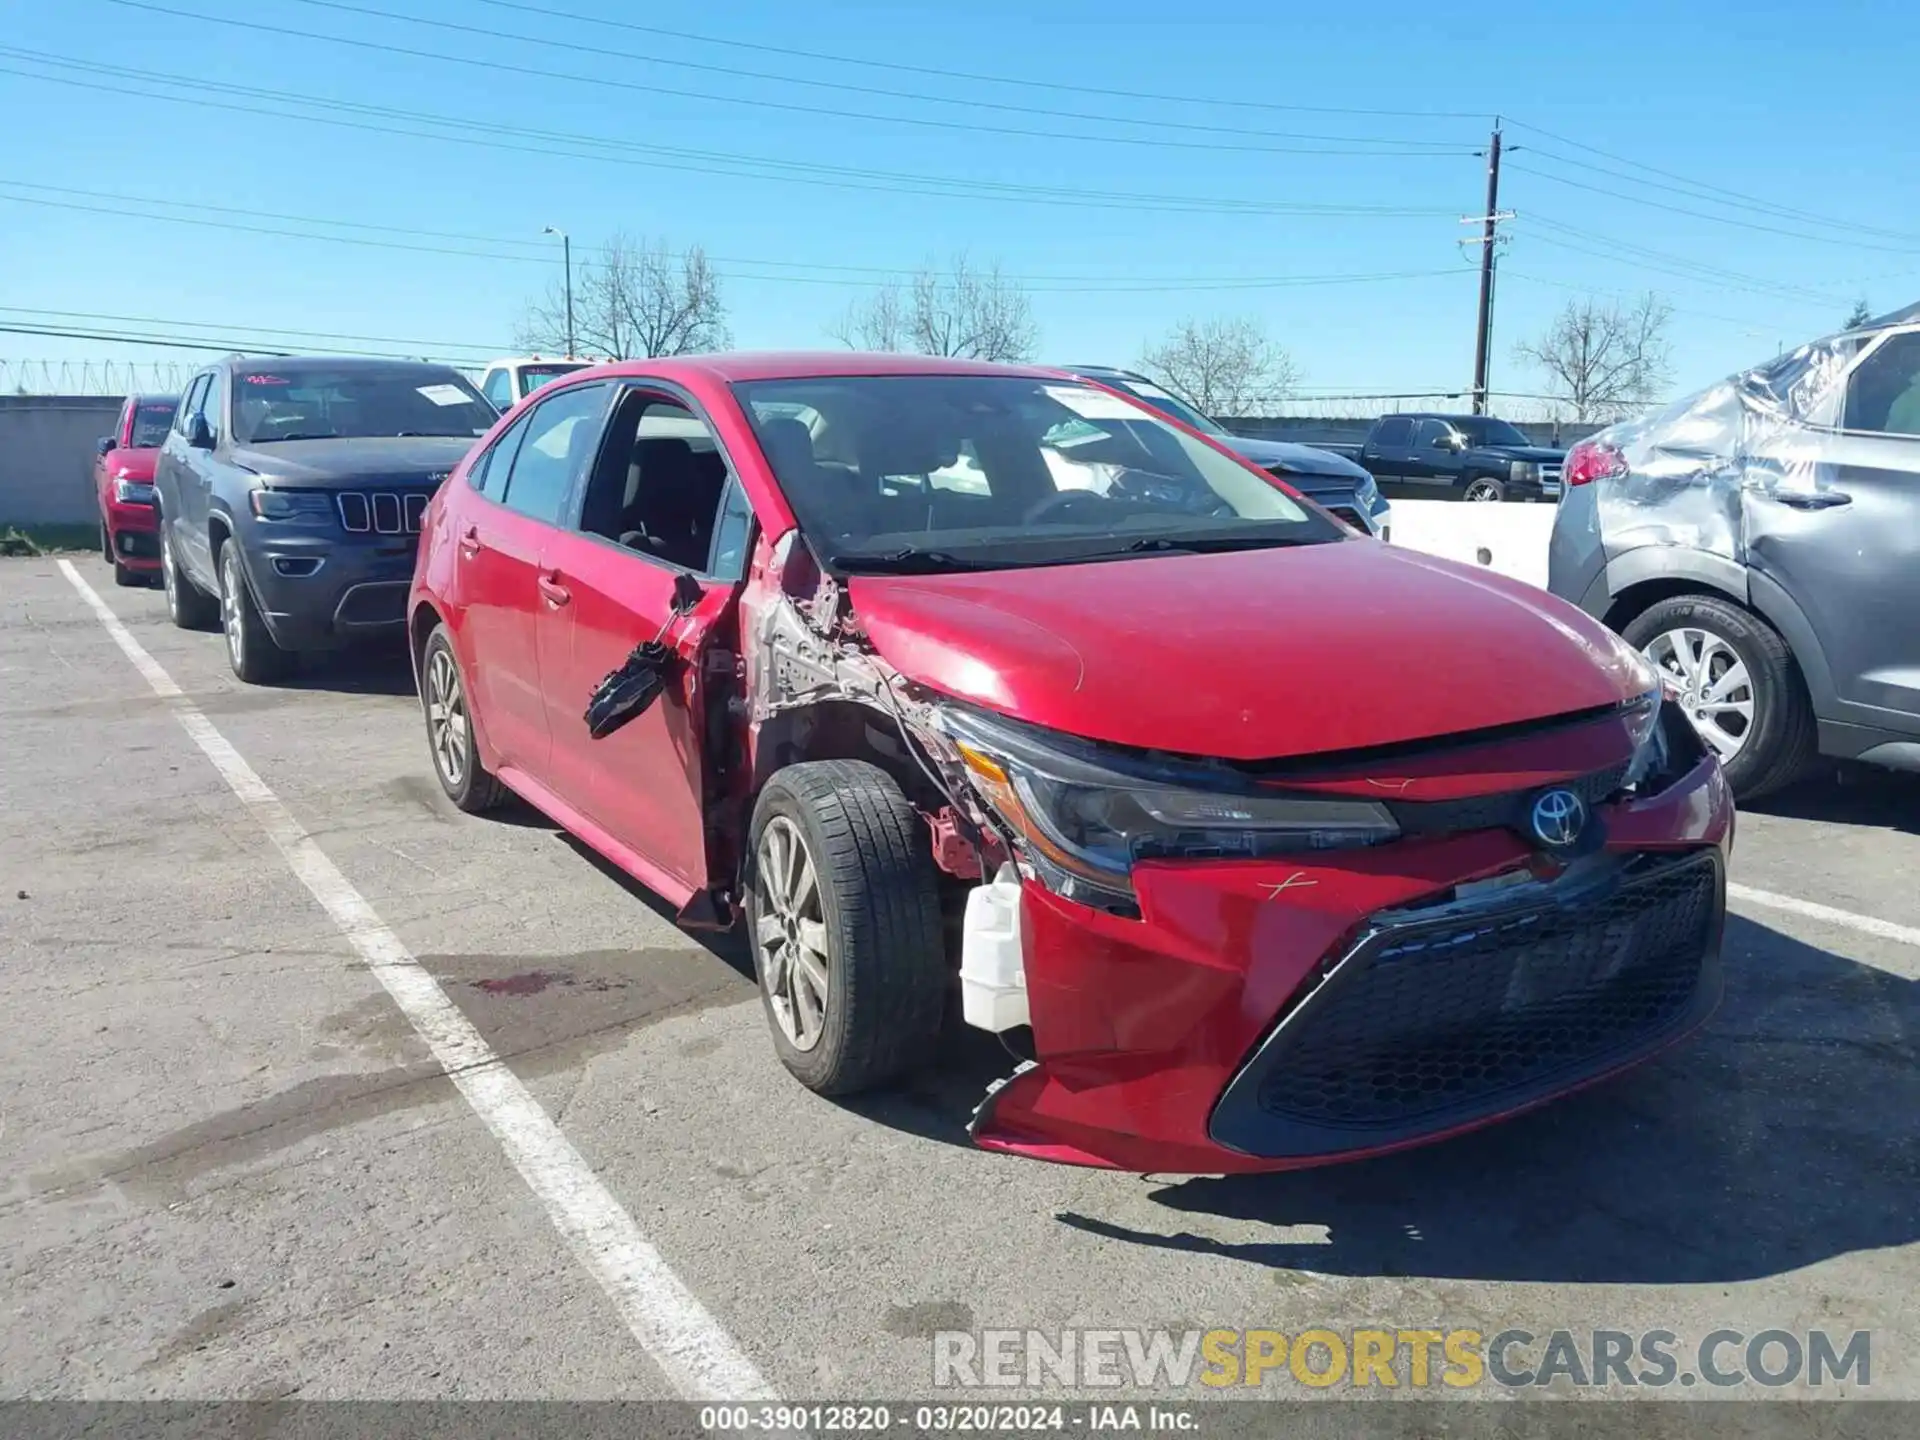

[2,553,1916,1404]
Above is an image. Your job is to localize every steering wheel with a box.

[1023,489,1117,526]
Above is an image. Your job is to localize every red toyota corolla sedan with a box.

[408,353,1732,1175]
[93,392,179,586]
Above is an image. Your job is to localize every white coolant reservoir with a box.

[960,864,1029,1033]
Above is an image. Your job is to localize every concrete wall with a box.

[0,396,121,527]
[1387,498,1557,589]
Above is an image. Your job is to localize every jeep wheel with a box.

[1623,593,1814,800]
[421,625,506,813]
[161,523,218,629]
[747,760,947,1096]
[218,543,294,684]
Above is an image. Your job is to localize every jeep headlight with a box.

[933,707,1398,909]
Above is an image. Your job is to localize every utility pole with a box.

[1466,123,1512,415]
[543,225,574,358]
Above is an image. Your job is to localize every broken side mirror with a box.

[671,571,703,615]
[582,575,704,740]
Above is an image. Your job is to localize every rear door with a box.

[1406,418,1466,493]
[1747,327,1920,724]
[535,385,751,899]
[455,382,612,774]
[1364,416,1417,495]
[174,373,219,583]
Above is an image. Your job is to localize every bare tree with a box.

[830,255,1038,361]
[1136,316,1300,418]
[515,232,730,359]
[1515,293,1673,423]
[1845,298,1874,329]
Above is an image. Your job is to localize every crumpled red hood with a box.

[847,541,1649,762]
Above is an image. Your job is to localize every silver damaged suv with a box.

[1548,303,1920,800]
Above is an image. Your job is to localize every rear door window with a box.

[1373,417,1414,449]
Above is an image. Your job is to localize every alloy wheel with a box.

[1465,481,1501,502]
[1644,627,1754,761]
[754,816,830,1052]
[221,551,245,671]
[426,647,469,788]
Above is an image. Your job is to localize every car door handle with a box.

[537,572,572,607]
[1773,490,1852,510]
[458,524,482,557]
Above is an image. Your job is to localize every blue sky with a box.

[3,0,1916,406]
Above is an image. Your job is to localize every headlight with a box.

[1510,460,1540,483]
[934,707,1399,908]
[1356,473,1380,505]
[112,478,157,505]
[250,489,336,525]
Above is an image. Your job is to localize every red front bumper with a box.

[969,754,1734,1174]
[103,498,160,570]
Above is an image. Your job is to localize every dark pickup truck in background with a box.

[1324,413,1565,503]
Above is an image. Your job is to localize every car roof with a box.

[218,354,460,375]
[566,351,1067,384]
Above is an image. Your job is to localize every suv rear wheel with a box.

[1623,593,1814,799]
[421,624,506,813]
[218,542,294,683]
[161,522,217,629]
[747,761,947,1096]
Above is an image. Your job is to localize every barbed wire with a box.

[0,355,483,395]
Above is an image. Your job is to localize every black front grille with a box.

[338,491,429,535]
[1386,762,1629,839]
[1210,852,1723,1157]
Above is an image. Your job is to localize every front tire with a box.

[218,542,294,684]
[1463,476,1506,502]
[1623,593,1815,800]
[747,761,947,1097]
[161,521,218,629]
[421,625,506,814]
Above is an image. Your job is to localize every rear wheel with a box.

[161,522,217,629]
[1623,593,1815,800]
[218,542,294,683]
[421,625,506,813]
[747,761,947,1096]
[1463,477,1506,502]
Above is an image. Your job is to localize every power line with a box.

[1519,217,1847,307]
[1,51,1459,222]
[463,0,1485,120]
[1504,119,1920,246]
[282,0,1474,151]
[98,0,1476,159]
[0,306,507,354]
[1506,162,1920,256]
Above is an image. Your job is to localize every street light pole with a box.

[543,225,574,358]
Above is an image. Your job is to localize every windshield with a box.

[129,401,177,448]
[232,367,497,444]
[1453,417,1531,446]
[1105,377,1226,435]
[735,374,1336,573]
[519,362,592,397]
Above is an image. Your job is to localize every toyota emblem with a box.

[1529,788,1587,849]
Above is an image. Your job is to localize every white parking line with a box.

[1730,882,1920,977]
[57,559,777,1402]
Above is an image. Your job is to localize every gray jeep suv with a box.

[1547,303,1920,799]
[154,356,496,682]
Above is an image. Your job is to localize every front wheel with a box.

[218,542,294,684]
[747,760,947,1096]
[421,625,506,814]
[1462,477,1506,502]
[1622,593,1815,800]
